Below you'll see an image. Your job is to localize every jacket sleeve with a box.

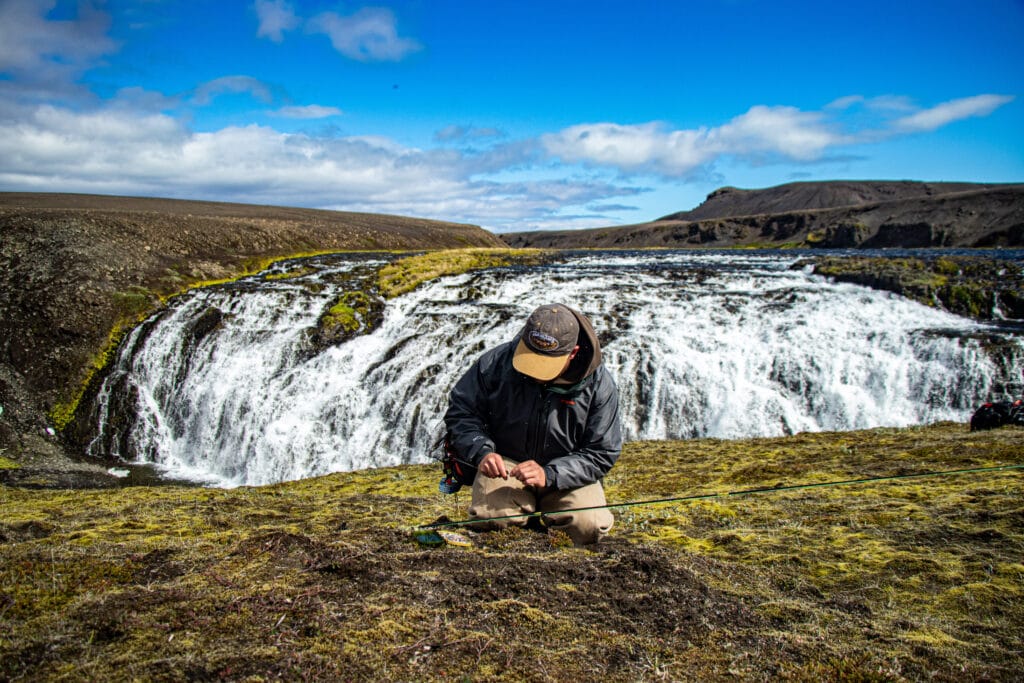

[543,367,622,490]
[444,355,497,466]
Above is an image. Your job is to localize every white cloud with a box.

[709,105,840,161]
[894,94,1015,132]
[435,125,505,142]
[0,101,635,232]
[272,105,343,119]
[0,0,115,98]
[825,95,864,110]
[826,95,916,112]
[0,91,1013,232]
[191,76,274,105]
[307,7,421,62]
[543,105,841,177]
[254,0,300,42]
[542,94,1014,178]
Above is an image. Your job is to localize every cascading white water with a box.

[88,250,1024,486]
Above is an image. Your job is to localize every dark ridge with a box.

[501,180,1024,249]
[660,180,1006,222]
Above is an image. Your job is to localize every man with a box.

[444,303,622,545]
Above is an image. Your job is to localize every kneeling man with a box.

[444,303,621,545]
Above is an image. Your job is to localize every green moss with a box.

[322,291,372,334]
[48,317,140,430]
[377,248,547,298]
[265,266,316,281]
[0,455,20,469]
[2,423,1023,681]
[942,284,989,318]
[111,286,158,318]
[934,257,961,276]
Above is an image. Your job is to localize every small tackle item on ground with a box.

[413,529,473,548]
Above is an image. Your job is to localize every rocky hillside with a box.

[502,181,1024,249]
[0,193,503,463]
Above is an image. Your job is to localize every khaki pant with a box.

[468,457,614,546]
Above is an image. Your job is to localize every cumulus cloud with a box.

[307,7,421,62]
[542,94,1013,178]
[894,94,1015,132]
[0,90,1014,231]
[0,0,115,99]
[0,101,634,231]
[710,106,840,160]
[272,105,343,119]
[543,105,842,177]
[254,0,300,42]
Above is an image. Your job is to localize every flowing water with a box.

[86,250,1024,486]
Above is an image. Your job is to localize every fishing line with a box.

[420,462,1024,530]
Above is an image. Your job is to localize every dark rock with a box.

[186,307,223,343]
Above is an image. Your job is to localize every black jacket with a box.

[444,313,622,490]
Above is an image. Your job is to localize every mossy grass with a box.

[812,255,1021,321]
[377,248,547,298]
[3,422,1022,680]
[321,291,374,334]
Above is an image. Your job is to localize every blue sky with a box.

[1,1,1021,232]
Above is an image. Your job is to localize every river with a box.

[85,250,1024,486]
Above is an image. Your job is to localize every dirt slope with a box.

[0,193,503,463]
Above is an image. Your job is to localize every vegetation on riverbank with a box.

[3,422,1022,681]
[812,255,1024,321]
[47,250,355,433]
[377,248,549,298]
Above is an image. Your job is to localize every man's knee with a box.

[539,482,614,545]
[544,508,613,545]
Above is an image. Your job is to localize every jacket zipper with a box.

[527,385,549,461]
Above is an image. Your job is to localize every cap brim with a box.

[512,338,570,381]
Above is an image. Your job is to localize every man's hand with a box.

[510,460,546,488]
[478,452,508,479]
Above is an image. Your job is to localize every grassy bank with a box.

[2,422,1022,681]
[377,248,548,298]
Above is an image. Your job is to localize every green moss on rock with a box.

[811,256,1022,321]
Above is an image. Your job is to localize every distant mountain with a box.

[502,181,1024,249]
[659,181,998,221]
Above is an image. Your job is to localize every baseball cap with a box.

[512,304,580,381]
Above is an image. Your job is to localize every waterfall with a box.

[87,250,1024,486]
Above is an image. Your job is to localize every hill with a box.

[2,422,1022,681]
[0,193,504,465]
[501,181,1024,249]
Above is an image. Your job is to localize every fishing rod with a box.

[420,462,1024,531]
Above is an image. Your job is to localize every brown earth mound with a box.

[0,193,503,465]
